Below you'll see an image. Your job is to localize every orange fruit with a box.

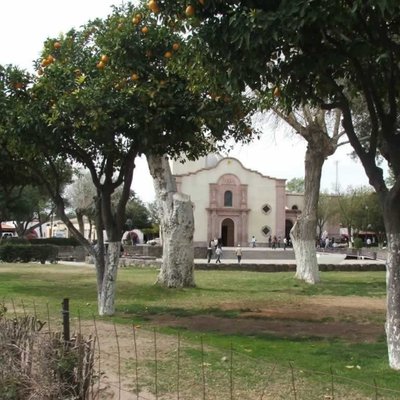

[148,0,160,13]
[96,61,105,69]
[164,51,172,59]
[172,43,180,51]
[131,73,139,81]
[101,55,109,63]
[273,86,281,97]
[53,41,62,49]
[185,5,195,17]
[47,55,55,63]
[141,26,149,34]
[198,0,205,4]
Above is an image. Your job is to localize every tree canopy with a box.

[157,0,400,368]
[1,1,255,315]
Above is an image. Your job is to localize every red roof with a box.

[1,223,15,232]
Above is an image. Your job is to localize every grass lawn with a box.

[0,262,398,399]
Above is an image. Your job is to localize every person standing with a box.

[213,237,219,250]
[235,244,242,264]
[215,245,222,263]
[207,240,213,263]
[251,235,256,247]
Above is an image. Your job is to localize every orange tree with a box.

[10,3,253,315]
[157,0,400,369]
[0,65,71,237]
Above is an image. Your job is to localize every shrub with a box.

[353,237,364,249]
[0,237,29,246]
[0,244,58,263]
[1,237,82,247]
[0,311,95,399]
[29,237,81,246]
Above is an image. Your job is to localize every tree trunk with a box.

[347,224,353,248]
[97,241,121,316]
[384,200,400,369]
[76,209,85,236]
[291,145,324,284]
[148,154,195,288]
[273,107,340,285]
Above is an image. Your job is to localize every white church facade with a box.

[171,154,304,247]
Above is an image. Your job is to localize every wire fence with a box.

[1,298,400,400]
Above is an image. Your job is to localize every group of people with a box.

[207,238,223,263]
[317,236,342,249]
[267,235,289,249]
[207,240,243,264]
[206,234,292,265]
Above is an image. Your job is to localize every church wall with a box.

[176,157,286,246]
[177,168,216,244]
[286,193,305,211]
[243,169,280,244]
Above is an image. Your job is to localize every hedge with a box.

[0,237,81,246]
[0,244,58,264]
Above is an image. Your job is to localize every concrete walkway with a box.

[194,258,385,265]
[63,246,386,272]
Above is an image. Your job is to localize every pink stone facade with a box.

[173,156,303,247]
[207,174,250,246]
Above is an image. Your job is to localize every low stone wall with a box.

[324,247,378,260]
[195,263,385,272]
[123,245,206,258]
[123,244,162,258]
[119,257,160,268]
[117,259,385,272]
[56,246,87,262]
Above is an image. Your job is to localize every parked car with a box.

[1,232,15,238]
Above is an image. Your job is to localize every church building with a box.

[171,154,304,247]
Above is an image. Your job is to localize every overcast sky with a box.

[1,0,375,203]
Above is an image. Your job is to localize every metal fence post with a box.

[62,298,70,343]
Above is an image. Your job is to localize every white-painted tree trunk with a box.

[291,145,323,284]
[385,230,400,369]
[148,154,195,288]
[292,236,320,284]
[275,107,340,285]
[157,192,195,287]
[97,241,121,316]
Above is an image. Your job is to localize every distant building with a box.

[171,155,306,247]
[1,223,17,238]
[43,217,94,240]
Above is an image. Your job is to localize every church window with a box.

[291,205,298,210]
[224,190,233,207]
[262,226,271,236]
[262,204,271,214]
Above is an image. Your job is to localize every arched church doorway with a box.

[285,219,294,240]
[221,218,235,247]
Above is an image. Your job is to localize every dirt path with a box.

[79,321,178,400]
[79,295,386,399]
